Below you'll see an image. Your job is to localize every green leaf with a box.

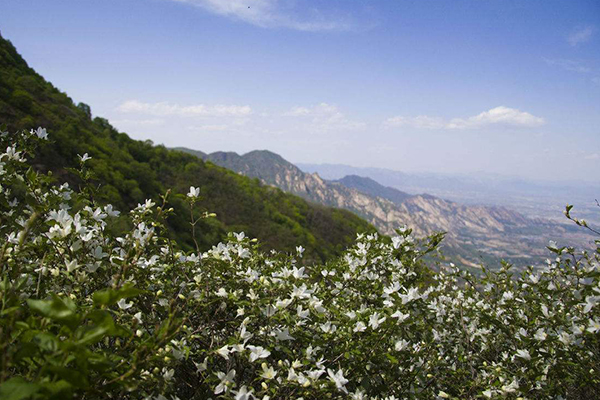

[385,353,399,364]
[27,295,80,330]
[34,332,60,352]
[40,379,73,400]
[92,283,145,306]
[46,366,89,389]
[77,311,117,345]
[1,306,23,316]
[0,377,41,400]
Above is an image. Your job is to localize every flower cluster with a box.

[0,128,598,400]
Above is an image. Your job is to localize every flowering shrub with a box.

[0,128,599,399]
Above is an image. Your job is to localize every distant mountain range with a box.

[177,148,595,269]
[298,163,600,226]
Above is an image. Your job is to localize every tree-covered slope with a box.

[0,33,374,261]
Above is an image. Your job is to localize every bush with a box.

[0,128,599,399]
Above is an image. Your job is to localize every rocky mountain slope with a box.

[177,147,593,268]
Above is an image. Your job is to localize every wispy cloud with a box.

[117,100,252,117]
[385,115,445,130]
[544,58,590,73]
[385,106,545,130]
[585,153,599,160]
[170,0,354,31]
[568,25,594,46]
[111,118,165,126]
[284,103,365,132]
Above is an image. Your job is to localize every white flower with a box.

[583,296,599,313]
[216,345,231,360]
[162,368,174,381]
[187,186,200,198]
[33,127,48,140]
[133,312,143,324]
[391,236,405,249]
[78,153,92,162]
[247,345,271,362]
[296,245,305,256]
[351,389,366,399]
[306,369,325,380]
[515,349,531,361]
[262,305,276,317]
[117,298,133,310]
[391,310,410,323]
[395,339,409,351]
[353,321,366,332]
[400,287,420,304]
[215,369,236,394]
[260,364,277,380]
[438,391,450,399]
[501,379,519,394]
[273,328,294,341]
[234,385,253,400]
[194,358,208,373]
[587,319,600,333]
[534,328,547,341]
[65,259,79,273]
[327,368,349,393]
[234,232,245,241]
[296,305,309,319]
[104,204,120,217]
[320,321,336,333]
[369,312,386,330]
[541,304,551,317]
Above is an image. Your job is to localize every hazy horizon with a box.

[1,0,599,182]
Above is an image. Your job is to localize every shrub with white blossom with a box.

[0,128,599,399]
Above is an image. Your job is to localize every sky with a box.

[1,0,599,182]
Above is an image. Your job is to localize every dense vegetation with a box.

[1,128,599,400]
[0,33,374,262]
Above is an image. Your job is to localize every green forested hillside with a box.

[0,33,375,261]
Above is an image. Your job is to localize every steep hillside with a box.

[336,175,412,204]
[0,33,375,262]
[178,147,593,268]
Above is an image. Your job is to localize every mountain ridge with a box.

[177,147,593,268]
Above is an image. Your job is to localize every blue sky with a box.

[1,0,599,182]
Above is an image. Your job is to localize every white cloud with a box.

[171,0,353,31]
[283,106,311,117]
[111,118,165,126]
[186,124,231,132]
[544,58,590,73]
[448,106,545,129]
[385,106,545,130]
[385,115,445,130]
[585,153,599,160]
[568,25,594,46]
[284,103,365,132]
[117,100,252,117]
